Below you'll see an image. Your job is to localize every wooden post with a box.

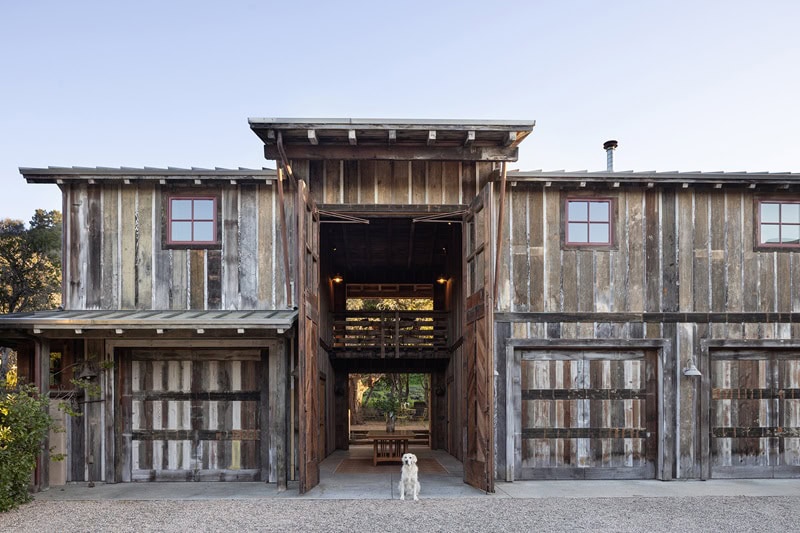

[268,339,288,490]
[35,338,50,491]
[395,311,400,358]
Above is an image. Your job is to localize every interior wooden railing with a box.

[330,311,449,357]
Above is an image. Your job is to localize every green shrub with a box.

[0,371,53,512]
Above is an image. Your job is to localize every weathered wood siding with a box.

[293,159,495,207]
[497,184,800,317]
[495,183,800,480]
[62,181,288,310]
[517,348,658,479]
[124,348,264,481]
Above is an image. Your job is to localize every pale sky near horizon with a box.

[1,0,799,223]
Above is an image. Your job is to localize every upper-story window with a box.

[759,200,800,247]
[565,198,613,246]
[168,197,217,244]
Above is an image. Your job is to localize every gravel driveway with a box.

[2,496,799,532]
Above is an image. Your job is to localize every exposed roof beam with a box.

[427,130,436,146]
[388,130,396,144]
[504,131,516,147]
[464,130,475,147]
[264,145,521,162]
[348,129,357,145]
[308,129,319,145]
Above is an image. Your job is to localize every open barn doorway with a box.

[318,210,463,474]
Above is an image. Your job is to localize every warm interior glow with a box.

[436,275,447,285]
[332,273,344,284]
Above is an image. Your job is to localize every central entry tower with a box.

[249,118,535,493]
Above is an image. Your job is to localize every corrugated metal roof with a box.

[0,309,297,330]
[505,169,800,185]
[20,167,278,184]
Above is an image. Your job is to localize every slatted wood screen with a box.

[518,349,658,479]
[123,349,263,481]
[710,350,800,478]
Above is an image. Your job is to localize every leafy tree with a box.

[0,210,62,314]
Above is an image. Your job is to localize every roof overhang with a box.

[249,117,536,162]
[502,170,800,188]
[20,167,278,185]
[0,310,297,335]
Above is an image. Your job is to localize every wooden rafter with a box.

[307,129,319,145]
[348,129,357,146]
[427,130,436,146]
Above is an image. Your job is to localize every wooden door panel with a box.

[297,179,321,493]
[463,185,494,492]
[518,351,657,479]
[711,351,800,478]
[126,351,262,481]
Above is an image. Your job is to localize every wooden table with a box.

[368,430,412,465]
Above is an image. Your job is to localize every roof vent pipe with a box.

[603,140,618,172]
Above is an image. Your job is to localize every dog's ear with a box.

[412,454,418,464]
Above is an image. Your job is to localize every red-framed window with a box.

[758,200,800,247]
[167,197,217,244]
[565,198,613,246]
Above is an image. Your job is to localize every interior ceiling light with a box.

[436,275,448,285]
[332,273,344,284]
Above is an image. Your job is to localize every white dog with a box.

[399,452,420,501]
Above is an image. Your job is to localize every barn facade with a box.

[2,118,800,492]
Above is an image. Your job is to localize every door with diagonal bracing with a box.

[463,184,494,492]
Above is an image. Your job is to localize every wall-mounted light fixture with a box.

[436,275,448,285]
[332,273,344,284]
[683,359,701,377]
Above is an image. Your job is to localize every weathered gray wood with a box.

[152,191,171,309]
[135,185,153,309]
[221,188,239,309]
[101,184,119,309]
[264,144,520,161]
[239,185,258,309]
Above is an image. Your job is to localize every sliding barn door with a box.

[297,179,321,493]
[462,184,494,492]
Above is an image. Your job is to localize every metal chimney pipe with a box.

[603,140,618,171]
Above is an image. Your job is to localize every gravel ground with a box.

[1,496,798,533]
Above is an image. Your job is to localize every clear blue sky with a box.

[2,0,799,222]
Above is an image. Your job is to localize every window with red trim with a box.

[759,200,800,247]
[565,199,612,246]
[168,197,217,244]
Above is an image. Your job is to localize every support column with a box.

[34,338,50,491]
[268,338,288,490]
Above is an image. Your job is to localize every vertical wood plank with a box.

[189,250,205,309]
[710,192,726,312]
[644,189,660,312]
[343,160,359,204]
[529,187,545,312]
[135,185,153,309]
[411,161,426,205]
[109,186,134,312]
[152,190,171,309]
[374,161,391,204]
[428,161,443,205]
[221,187,239,309]
[101,184,119,309]
[86,186,102,308]
[443,162,460,204]
[360,160,376,205]
[462,162,477,203]
[627,191,645,312]
[257,183,275,309]
[239,184,258,309]
[207,250,222,310]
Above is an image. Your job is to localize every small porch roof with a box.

[249,117,536,162]
[0,309,298,332]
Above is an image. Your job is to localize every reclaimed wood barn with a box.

[2,118,800,493]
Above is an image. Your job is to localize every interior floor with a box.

[311,445,483,498]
